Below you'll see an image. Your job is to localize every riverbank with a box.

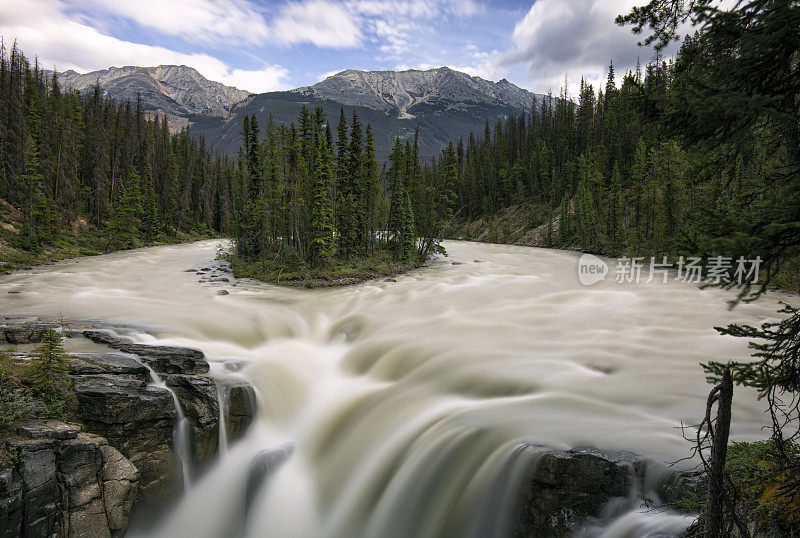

[450,202,800,291]
[0,199,216,275]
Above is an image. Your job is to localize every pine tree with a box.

[309,136,334,266]
[107,171,141,250]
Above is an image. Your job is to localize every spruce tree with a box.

[309,136,334,266]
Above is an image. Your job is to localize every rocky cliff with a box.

[0,319,256,537]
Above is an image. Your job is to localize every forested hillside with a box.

[0,43,236,269]
[444,50,796,287]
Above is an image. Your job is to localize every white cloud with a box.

[271,0,362,48]
[496,0,656,92]
[217,66,291,93]
[0,0,289,92]
[75,0,270,45]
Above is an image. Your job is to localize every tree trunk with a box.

[706,367,733,537]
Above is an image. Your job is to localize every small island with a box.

[226,109,456,286]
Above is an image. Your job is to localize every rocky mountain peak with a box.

[52,65,250,118]
[296,67,541,120]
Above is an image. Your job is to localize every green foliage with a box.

[231,107,445,277]
[0,348,12,382]
[23,329,75,418]
[107,171,142,250]
[0,44,232,258]
[0,393,34,432]
[726,440,800,530]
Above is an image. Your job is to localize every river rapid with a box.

[0,240,791,537]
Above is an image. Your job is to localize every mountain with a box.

[54,65,249,130]
[189,67,547,160]
[298,67,538,120]
[55,65,545,161]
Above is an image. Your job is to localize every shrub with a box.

[727,440,800,530]
[23,329,75,418]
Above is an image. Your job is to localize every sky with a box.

[0,0,665,96]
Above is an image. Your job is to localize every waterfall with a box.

[1,239,791,536]
[217,384,229,455]
[136,353,194,490]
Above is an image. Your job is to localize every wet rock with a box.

[226,383,257,442]
[452,261,463,265]
[385,278,397,283]
[0,320,57,344]
[245,445,295,515]
[69,352,151,381]
[515,448,639,537]
[217,290,229,296]
[81,331,209,375]
[164,375,220,470]
[71,374,181,513]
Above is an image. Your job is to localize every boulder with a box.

[245,445,295,516]
[163,375,220,470]
[225,382,257,442]
[515,448,639,537]
[69,353,150,382]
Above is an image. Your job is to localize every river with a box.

[0,240,789,537]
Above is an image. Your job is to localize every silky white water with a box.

[0,240,792,537]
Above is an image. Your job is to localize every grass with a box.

[230,248,421,288]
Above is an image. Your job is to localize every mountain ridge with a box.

[50,65,250,128]
[54,64,544,160]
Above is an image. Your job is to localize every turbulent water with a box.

[0,240,791,537]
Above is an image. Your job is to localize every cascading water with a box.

[114,341,195,490]
[216,384,229,455]
[0,239,791,537]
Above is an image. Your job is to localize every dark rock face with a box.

[0,420,139,538]
[0,463,22,538]
[225,383,257,443]
[82,331,209,374]
[70,374,181,513]
[0,319,258,536]
[514,448,697,537]
[245,445,295,514]
[515,449,639,537]
[163,375,219,470]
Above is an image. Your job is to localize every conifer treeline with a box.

[440,55,776,257]
[231,107,454,266]
[0,43,235,251]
